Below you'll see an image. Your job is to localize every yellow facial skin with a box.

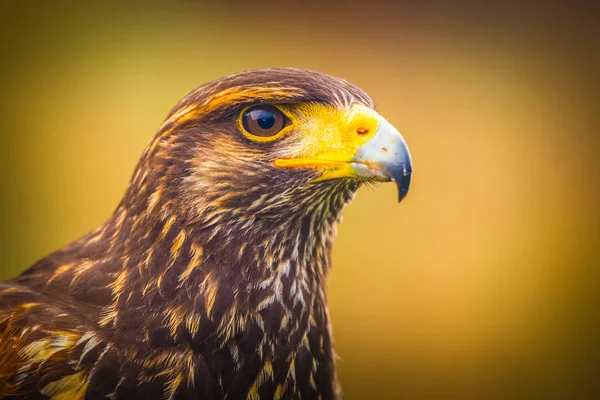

[237,100,412,202]
[273,103,381,181]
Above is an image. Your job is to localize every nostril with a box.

[357,127,369,136]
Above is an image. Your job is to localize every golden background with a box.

[1,2,598,399]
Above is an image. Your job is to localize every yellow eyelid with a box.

[237,104,295,143]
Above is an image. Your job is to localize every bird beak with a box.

[274,105,412,202]
[350,117,413,202]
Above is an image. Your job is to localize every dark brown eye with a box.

[242,105,288,138]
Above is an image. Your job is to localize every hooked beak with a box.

[274,105,412,202]
[350,117,412,202]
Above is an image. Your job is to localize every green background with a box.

[1,2,598,398]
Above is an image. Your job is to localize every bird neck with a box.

[59,179,359,348]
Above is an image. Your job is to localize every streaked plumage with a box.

[0,68,412,399]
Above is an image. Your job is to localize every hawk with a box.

[0,68,412,399]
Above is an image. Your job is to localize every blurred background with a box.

[0,1,598,398]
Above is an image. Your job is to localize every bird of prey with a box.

[0,68,412,399]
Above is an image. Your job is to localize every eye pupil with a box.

[257,113,275,130]
[242,105,288,138]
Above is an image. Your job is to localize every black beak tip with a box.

[395,172,412,202]
[388,156,412,203]
[389,140,412,203]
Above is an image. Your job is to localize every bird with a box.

[0,68,412,399]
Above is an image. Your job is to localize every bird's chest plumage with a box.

[87,297,337,400]
[78,240,337,399]
[0,202,347,399]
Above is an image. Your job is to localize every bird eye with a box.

[242,105,289,138]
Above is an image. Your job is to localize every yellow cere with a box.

[274,103,380,181]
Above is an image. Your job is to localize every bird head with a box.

[123,68,412,229]
[97,69,413,336]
